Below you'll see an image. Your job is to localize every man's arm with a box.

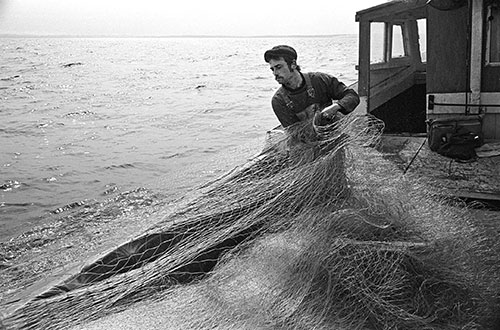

[317,73,360,120]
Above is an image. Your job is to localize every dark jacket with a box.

[271,72,360,127]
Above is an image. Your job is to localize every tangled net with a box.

[1,114,499,329]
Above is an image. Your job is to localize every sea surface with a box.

[0,36,359,243]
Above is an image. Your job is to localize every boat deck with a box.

[379,135,500,203]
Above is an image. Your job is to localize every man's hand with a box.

[320,103,341,121]
[296,103,320,121]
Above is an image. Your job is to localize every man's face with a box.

[268,58,294,85]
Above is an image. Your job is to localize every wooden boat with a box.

[354,0,500,202]
[355,0,500,138]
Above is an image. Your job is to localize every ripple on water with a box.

[104,163,136,170]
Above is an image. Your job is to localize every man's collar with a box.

[283,72,305,92]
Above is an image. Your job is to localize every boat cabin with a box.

[355,0,500,140]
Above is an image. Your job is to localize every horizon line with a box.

[0,33,357,39]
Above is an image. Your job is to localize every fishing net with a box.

[1,113,499,330]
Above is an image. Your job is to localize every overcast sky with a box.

[0,0,387,36]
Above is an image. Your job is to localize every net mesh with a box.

[1,114,499,329]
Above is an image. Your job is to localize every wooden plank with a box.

[358,21,371,98]
[404,20,422,67]
[481,93,500,115]
[356,0,428,22]
[369,66,417,111]
[384,23,393,62]
[371,66,411,86]
[426,92,468,114]
[469,0,484,114]
[427,5,469,93]
[368,7,428,23]
[444,190,500,202]
[482,113,498,140]
[482,66,500,92]
[371,66,413,91]
[370,57,412,70]
[427,92,500,115]
[414,71,426,84]
[483,3,500,91]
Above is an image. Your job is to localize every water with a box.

[0,36,359,243]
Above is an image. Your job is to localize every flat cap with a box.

[264,45,297,62]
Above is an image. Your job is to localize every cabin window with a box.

[486,3,500,65]
[391,24,405,58]
[370,23,385,63]
[370,22,407,63]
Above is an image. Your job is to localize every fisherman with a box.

[264,45,360,127]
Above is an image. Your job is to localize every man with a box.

[264,45,360,128]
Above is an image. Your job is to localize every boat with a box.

[354,0,500,203]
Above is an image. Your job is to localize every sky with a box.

[0,0,387,37]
